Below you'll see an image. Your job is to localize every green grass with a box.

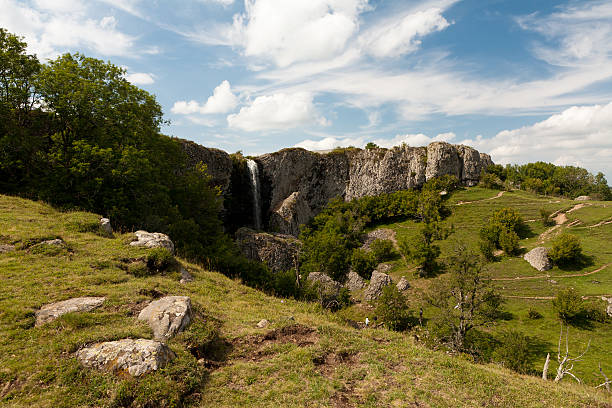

[0,194,611,407]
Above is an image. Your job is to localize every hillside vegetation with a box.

[1,194,611,407]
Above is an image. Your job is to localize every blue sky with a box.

[2,0,612,178]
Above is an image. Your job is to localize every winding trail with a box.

[504,294,611,300]
[455,191,505,206]
[537,203,591,244]
[492,263,610,282]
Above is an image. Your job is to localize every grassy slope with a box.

[368,187,612,387]
[0,194,611,407]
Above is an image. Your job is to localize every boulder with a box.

[603,297,612,318]
[364,271,392,302]
[0,244,15,253]
[574,196,592,201]
[76,339,175,377]
[99,218,112,235]
[40,238,64,246]
[130,231,174,254]
[256,319,270,328]
[235,227,301,273]
[396,277,410,291]
[137,296,192,341]
[35,297,105,326]
[524,247,552,271]
[307,272,342,305]
[179,266,194,284]
[375,263,393,274]
[345,271,366,291]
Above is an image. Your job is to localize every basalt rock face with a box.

[177,141,492,236]
[235,227,301,273]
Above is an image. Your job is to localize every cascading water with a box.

[246,159,262,230]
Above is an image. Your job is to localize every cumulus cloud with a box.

[0,0,140,59]
[125,72,155,85]
[460,102,612,177]
[360,8,451,58]
[227,92,328,131]
[171,80,238,115]
[295,131,455,150]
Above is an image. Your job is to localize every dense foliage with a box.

[375,285,412,331]
[479,208,527,258]
[549,233,583,266]
[0,28,265,286]
[552,288,584,324]
[484,162,611,200]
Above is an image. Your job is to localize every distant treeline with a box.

[482,162,611,200]
[0,28,269,283]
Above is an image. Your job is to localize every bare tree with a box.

[596,363,611,392]
[542,353,550,380]
[552,324,590,383]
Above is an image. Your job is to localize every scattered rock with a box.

[603,297,612,318]
[137,296,192,341]
[235,227,301,273]
[130,231,174,254]
[361,229,396,250]
[345,271,366,291]
[375,263,393,274]
[76,339,175,377]
[307,272,342,305]
[0,244,15,253]
[99,218,112,235]
[179,266,194,283]
[35,297,105,326]
[548,279,558,285]
[574,196,592,201]
[41,238,64,246]
[396,277,410,291]
[256,319,270,328]
[364,271,392,302]
[524,247,552,271]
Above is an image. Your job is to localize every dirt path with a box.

[492,263,610,281]
[504,294,611,300]
[537,203,590,243]
[456,190,505,206]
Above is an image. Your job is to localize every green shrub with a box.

[552,288,584,323]
[370,239,396,263]
[492,330,533,374]
[273,269,299,298]
[583,301,608,323]
[479,239,496,261]
[549,233,582,266]
[146,248,175,273]
[365,142,378,150]
[498,228,520,256]
[351,248,377,279]
[539,208,554,226]
[480,172,503,190]
[527,308,543,319]
[127,261,150,277]
[375,285,412,331]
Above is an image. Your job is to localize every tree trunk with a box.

[542,353,550,380]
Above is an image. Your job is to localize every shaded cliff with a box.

[179,140,493,235]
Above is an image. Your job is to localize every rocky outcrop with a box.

[364,271,392,302]
[307,272,342,305]
[574,196,592,201]
[76,339,175,377]
[396,277,410,291]
[345,271,366,291]
[130,231,175,254]
[99,218,112,235]
[268,191,313,236]
[137,296,192,341]
[35,297,105,326]
[235,227,301,273]
[524,247,552,271]
[179,139,233,193]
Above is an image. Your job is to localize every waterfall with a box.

[246,159,262,230]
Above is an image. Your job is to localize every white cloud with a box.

[460,102,612,177]
[171,80,238,115]
[227,92,328,131]
[295,131,455,150]
[125,72,155,85]
[360,7,450,58]
[0,0,140,59]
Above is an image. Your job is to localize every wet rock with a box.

[524,247,552,271]
[130,231,174,254]
[137,296,192,341]
[364,271,392,302]
[35,297,105,326]
[76,339,175,377]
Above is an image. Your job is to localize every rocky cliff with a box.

[179,140,493,236]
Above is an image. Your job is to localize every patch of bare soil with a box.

[456,190,505,205]
[313,351,362,408]
[231,324,319,362]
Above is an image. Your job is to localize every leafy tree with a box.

[351,248,377,279]
[498,227,520,256]
[549,233,582,266]
[492,330,533,374]
[375,285,412,331]
[479,207,526,258]
[369,238,396,263]
[426,246,503,352]
[365,142,378,150]
[552,288,584,324]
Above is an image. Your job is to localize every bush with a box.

[492,330,533,374]
[351,248,377,279]
[498,228,520,256]
[549,233,582,266]
[480,172,503,190]
[527,308,543,319]
[370,239,396,263]
[583,301,608,323]
[375,285,412,331]
[552,288,584,323]
[273,269,299,298]
[539,208,554,226]
[479,239,496,262]
[146,248,175,273]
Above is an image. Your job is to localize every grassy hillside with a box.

[0,194,611,407]
[364,187,612,386]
